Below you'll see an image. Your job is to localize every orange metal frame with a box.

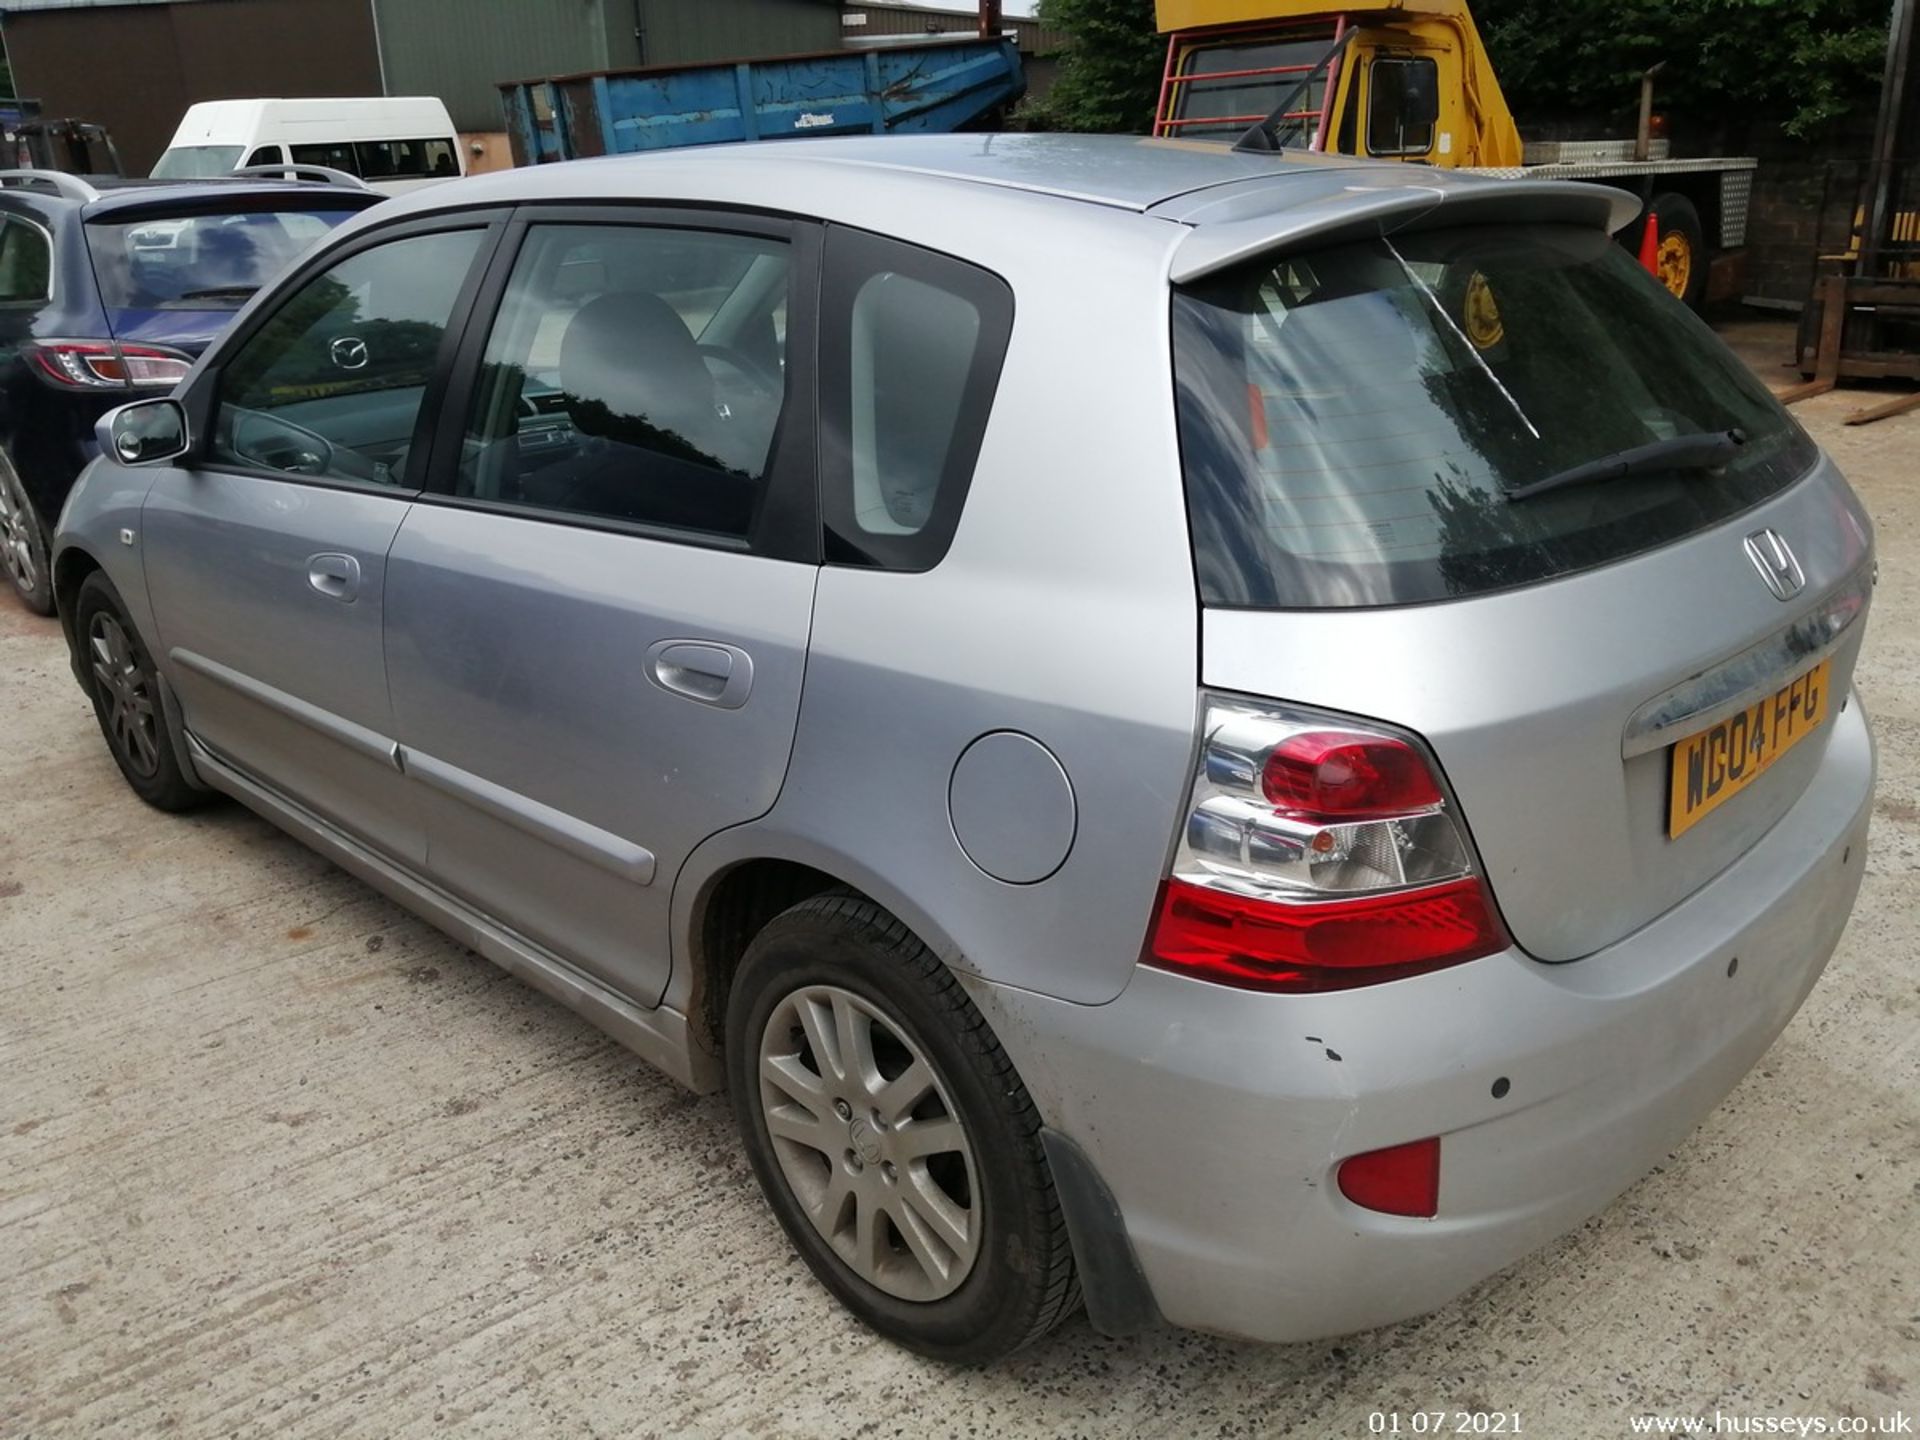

[1153,14,1349,144]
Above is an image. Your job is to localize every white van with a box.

[151,98,466,193]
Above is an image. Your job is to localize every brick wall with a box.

[1739,121,1879,308]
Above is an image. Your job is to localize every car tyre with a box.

[0,450,54,615]
[726,892,1080,1363]
[74,572,207,812]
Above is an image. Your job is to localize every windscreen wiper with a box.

[1503,428,1747,503]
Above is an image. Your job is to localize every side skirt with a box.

[188,736,722,1093]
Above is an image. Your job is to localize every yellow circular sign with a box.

[1463,272,1504,349]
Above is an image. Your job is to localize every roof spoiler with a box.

[1168,175,1640,283]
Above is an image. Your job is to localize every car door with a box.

[382,210,821,1008]
[142,219,498,865]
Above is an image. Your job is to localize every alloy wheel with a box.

[757,984,981,1302]
[88,612,161,778]
[0,461,39,597]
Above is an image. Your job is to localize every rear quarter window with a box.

[1171,223,1816,608]
[818,228,1013,572]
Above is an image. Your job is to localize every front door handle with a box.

[307,552,361,602]
[645,639,754,709]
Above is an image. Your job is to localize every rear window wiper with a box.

[1503,428,1747,503]
[163,284,261,305]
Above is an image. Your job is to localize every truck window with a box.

[1169,30,1339,139]
[1171,224,1815,608]
[1368,57,1438,156]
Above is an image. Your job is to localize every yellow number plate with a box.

[1668,658,1831,839]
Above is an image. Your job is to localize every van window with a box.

[1170,224,1815,608]
[150,145,243,179]
[290,142,359,176]
[244,145,285,167]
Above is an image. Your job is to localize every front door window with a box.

[208,229,485,486]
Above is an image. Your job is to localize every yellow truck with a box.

[1152,0,1759,306]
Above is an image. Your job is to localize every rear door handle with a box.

[307,552,361,602]
[645,639,754,709]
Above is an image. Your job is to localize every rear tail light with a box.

[28,340,193,391]
[1143,697,1507,993]
[1337,1137,1441,1218]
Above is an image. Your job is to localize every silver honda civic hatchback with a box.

[52,135,1875,1362]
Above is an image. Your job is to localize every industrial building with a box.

[0,0,1053,175]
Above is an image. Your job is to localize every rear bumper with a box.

[968,694,1875,1343]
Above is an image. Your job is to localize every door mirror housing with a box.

[100,398,190,467]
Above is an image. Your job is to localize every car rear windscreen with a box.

[87,206,360,313]
[1171,224,1815,608]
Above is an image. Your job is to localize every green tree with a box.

[1475,0,1888,138]
[1029,0,1165,133]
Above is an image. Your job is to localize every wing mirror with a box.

[99,397,190,466]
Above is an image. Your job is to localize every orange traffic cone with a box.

[1638,211,1660,276]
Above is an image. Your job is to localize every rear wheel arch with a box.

[676,839,978,1054]
[687,856,847,1055]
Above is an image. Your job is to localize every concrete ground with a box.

[4,322,1917,1438]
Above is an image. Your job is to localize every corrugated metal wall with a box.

[635,0,842,67]
[373,0,845,133]
[373,0,631,133]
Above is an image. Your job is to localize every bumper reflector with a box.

[1337,1137,1440,1218]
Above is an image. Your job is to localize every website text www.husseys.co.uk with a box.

[1629,1413,1913,1436]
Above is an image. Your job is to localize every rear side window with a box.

[1170,224,1815,608]
[0,218,51,303]
[819,229,1012,571]
[455,221,792,541]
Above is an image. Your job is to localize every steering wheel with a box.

[698,343,783,399]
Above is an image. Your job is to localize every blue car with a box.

[0,169,382,612]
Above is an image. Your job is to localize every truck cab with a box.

[1153,0,1758,307]
[1154,0,1523,167]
